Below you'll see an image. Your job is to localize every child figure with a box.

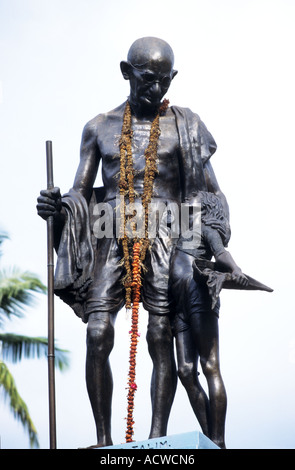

[192,190,249,307]
[169,191,271,448]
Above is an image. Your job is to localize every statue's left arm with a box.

[204,159,230,222]
[203,160,231,246]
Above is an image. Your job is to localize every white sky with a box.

[0,0,295,450]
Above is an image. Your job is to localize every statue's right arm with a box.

[72,120,101,203]
[37,120,101,234]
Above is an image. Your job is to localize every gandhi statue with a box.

[37,37,230,447]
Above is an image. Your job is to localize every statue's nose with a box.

[150,82,162,97]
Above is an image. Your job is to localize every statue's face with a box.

[128,57,174,112]
[121,38,177,115]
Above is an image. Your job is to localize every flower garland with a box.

[119,99,169,442]
[125,241,141,443]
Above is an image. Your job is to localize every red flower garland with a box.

[125,241,141,442]
[119,99,169,443]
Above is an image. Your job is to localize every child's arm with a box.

[215,251,248,286]
[204,225,248,286]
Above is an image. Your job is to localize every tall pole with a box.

[46,140,57,449]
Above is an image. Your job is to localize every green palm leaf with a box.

[0,334,70,371]
[0,268,47,322]
[0,361,39,448]
[0,231,70,448]
[0,233,9,257]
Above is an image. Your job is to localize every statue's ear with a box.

[172,69,178,80]
[120,61,132,80]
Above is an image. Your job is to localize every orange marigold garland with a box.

[119,99,169,442]
[125,241,141,442]
[118,103,134,308]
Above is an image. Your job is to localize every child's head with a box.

[197,191,228,243]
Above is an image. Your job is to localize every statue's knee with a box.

[200,357,218,378]
[178,362,195,385]
[87,314,114,353]
[146,316,172,348]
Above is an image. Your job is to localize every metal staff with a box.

[46,140,57,449]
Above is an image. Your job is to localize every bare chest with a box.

[98,114,180,170]
[97,111,182,200]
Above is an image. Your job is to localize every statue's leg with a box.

[84,236,124,446]
[140,231,177,438]
[86,310,117,447]
[168,249,212,437]
[146,313,177,439]
[190,312,227,449]
[174,322,211,437]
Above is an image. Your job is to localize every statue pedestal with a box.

[99,431,220,450]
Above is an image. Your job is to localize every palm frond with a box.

[0,361,39,448]
[0,268,47,321]
[0,333,70,371]
[0,232,9,257]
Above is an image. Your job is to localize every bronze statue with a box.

[37,37,271,448]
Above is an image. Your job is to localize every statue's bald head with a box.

[120,37,177,117]
[127,37,175,71]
